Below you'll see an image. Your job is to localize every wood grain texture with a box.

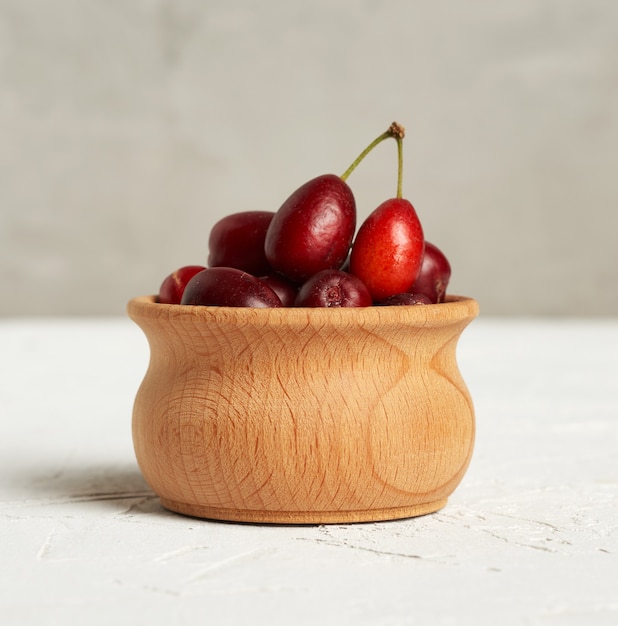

[128,295,479,524]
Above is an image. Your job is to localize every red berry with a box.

[158,265,206,304]
[264,174,356,283]
[208,211,274,275]
[409,241,451,304]
[380,293,432,306]
[294,269,372,308]
[181,268,282,308]
[259,274,298,307]
[349,197,424,302]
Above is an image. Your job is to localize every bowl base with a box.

[159,497,449,525]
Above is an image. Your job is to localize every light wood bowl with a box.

[128,295,479,524]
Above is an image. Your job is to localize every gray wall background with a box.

[1,0,617,317]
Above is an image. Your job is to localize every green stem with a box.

[340,130,390,182]
[340,122,406,186]
[396,134,403,199]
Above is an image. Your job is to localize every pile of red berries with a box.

[157,123,451,308]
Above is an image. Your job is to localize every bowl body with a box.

[128,295,479,524]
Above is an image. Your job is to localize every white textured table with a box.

[1,316,617,625]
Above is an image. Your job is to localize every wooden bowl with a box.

[127,295,479,524]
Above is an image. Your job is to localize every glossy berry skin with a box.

[409,241,451,304]
[208,211,274,275]
[379,292,432,306]
[158,265,206,304]
[180,267,282,308]
[294,269,372,308]
[259,274,298,307]
[264,174,356,283]
[349,197,424,302]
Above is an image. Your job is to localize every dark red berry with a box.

[294,269,372,308]
[264,174,356,283]
[259,274,298,307]
[208,211,274,275]
[158,265,206,304]
[181,267,282,308]
[379,293,432,306]
[409,241,451,303]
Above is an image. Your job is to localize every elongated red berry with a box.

[349,198,424,302]
[180,267,282,307]
[264,174,356,283]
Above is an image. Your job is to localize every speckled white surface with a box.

[1,317,617,624]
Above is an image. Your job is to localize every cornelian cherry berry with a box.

[208,211,274,275]
[259,274,298,307]
[264,174,356,283]
[349,123,425,302]
[181,267,282,307]
[380,292,432,306]
[294,269,372,307]
[349,198,424,302]
[409,241,451,304]
[158,265,206,304]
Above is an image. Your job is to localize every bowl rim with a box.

[127,294,479,328]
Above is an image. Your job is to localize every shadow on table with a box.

[6,459,170,517]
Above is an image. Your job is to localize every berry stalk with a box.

[340,122,406,187]
[395,131,404,199]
